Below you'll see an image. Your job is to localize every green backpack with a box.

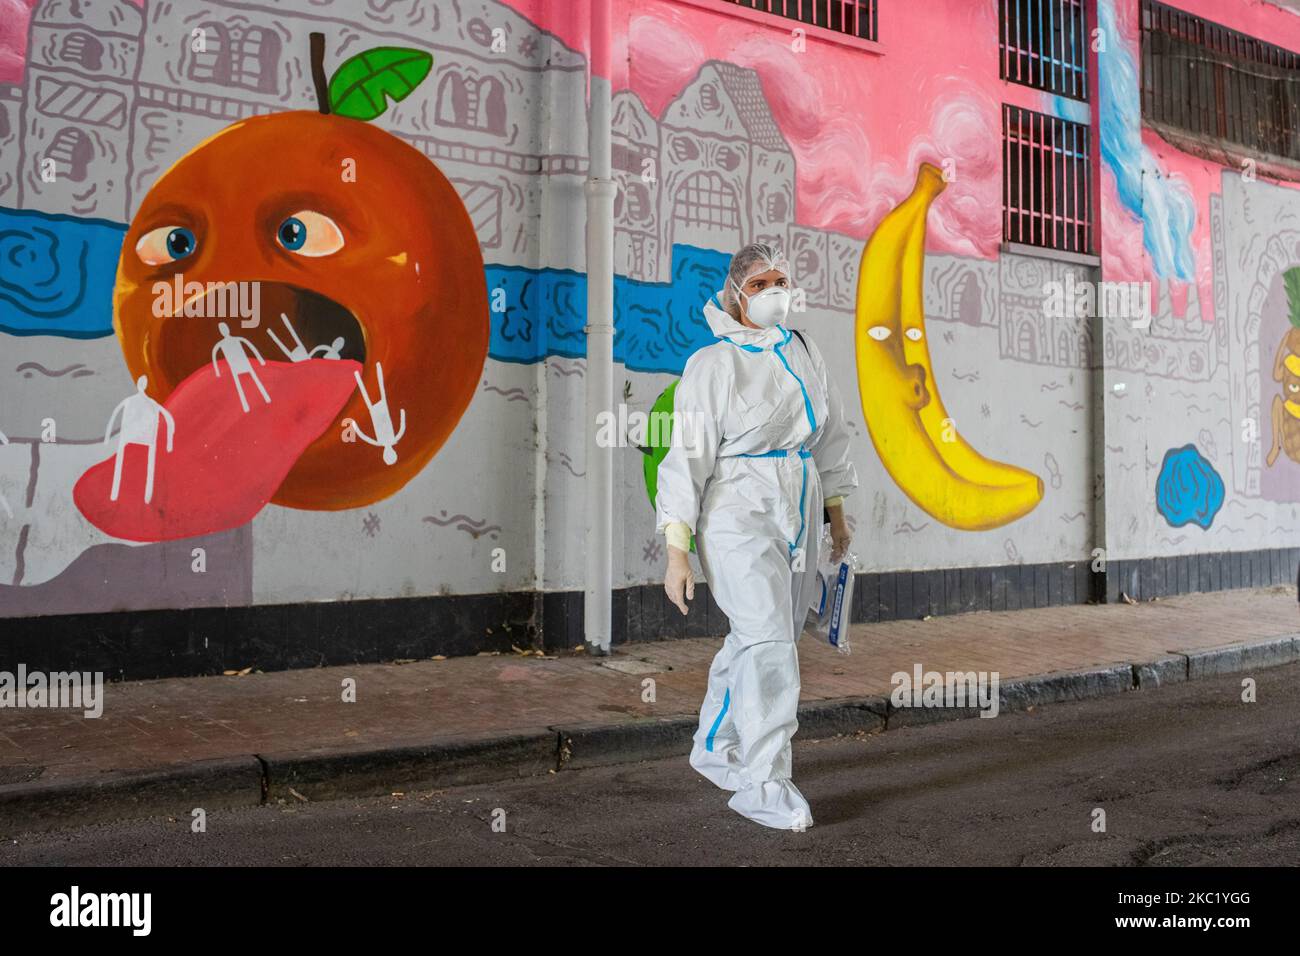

[640,380,696,553]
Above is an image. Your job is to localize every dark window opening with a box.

[1141,0,1300,165]
[717,1,879,43]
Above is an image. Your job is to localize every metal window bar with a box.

[999,0,1089,101]
[719,0,878,42]
[1141,0,1300,163]
[1002,103,1093,254]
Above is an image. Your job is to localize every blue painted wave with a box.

[0,208,127,338]
[484,243,728,373]
[2,205,727,376]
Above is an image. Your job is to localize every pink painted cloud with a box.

[626,1,1006,258]
[0,0,39,85]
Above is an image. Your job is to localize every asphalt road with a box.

[4,662,1299,866]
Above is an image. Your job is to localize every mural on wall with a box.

[610,2,1155,574]
[854,162,1043,530]
[1265,269,1300,470]
[4,0,1300,620]
[1220,172,1300,508]
[1093,0,1199,295]
[0,0,1101,614]
[78,35,486,540]
[1084,0,1300,552]
[0,0,562,612]
[7,25,489,547]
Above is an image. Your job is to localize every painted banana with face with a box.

[855,163,1043,530]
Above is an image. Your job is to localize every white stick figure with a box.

[309,336,346,360]
[0,427,12,519]
[352,362,406,465]
[212,320,270,413]
[103,375,175,505]
[268,313,311,362]
[268,313,346,362]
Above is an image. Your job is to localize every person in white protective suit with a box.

[656,242,859,830]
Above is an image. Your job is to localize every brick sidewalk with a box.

[2,586,1297,787]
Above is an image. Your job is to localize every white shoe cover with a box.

[727,779,814,830]
[689,741,744,791]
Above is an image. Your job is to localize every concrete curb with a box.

[3,635,1297,837]
[0,756,264,839]
[797,696,890,739]
[1133,654,1187,689]
[556,717,697,771]
[1185,634,1299,679]
[259,729,559,804]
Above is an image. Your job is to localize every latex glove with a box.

[827,503,852,563]
[664,545,695,616]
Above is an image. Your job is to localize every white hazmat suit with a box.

[655,276,859,830]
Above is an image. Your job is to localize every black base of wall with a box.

[4,548,1297,680]
[0,592,539,682]
[1101,549,1299,604]
[609,547,1300,649]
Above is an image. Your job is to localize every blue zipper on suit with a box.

[773,329,817,556]
[773,328,818,434]
[718,326,819,556]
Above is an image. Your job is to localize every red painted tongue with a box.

[75,359,360,543]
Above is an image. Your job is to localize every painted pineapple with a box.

[1266,267,1300,467]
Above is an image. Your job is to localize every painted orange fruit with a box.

[111,109,489,515]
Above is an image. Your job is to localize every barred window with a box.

[673,171,741,230]
[436,72,507,135]
[229,27,281,94]
[1002,104,1093,255]
[999,0,1089,101]
[187,23,280,94]
[1141,0,1300,164]
[717,1,878,43]
[188,22,229,84]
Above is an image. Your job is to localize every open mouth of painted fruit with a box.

[150,282,367,386]
[73,282,368,543]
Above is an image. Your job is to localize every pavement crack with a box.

[556,731,572,771]
[253,754,271,804]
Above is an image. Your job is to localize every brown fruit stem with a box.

[309,33,330,115]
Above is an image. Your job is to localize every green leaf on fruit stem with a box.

[328,47,433,121]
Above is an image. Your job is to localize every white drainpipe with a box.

[584,0,616,654]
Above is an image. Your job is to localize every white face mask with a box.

[732,279,791,328]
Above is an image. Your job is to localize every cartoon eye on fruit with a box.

[76,34,489,542]
[1265,268,1300,469]
[855,163,1043,530]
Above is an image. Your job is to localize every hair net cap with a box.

[723,242,792,312]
